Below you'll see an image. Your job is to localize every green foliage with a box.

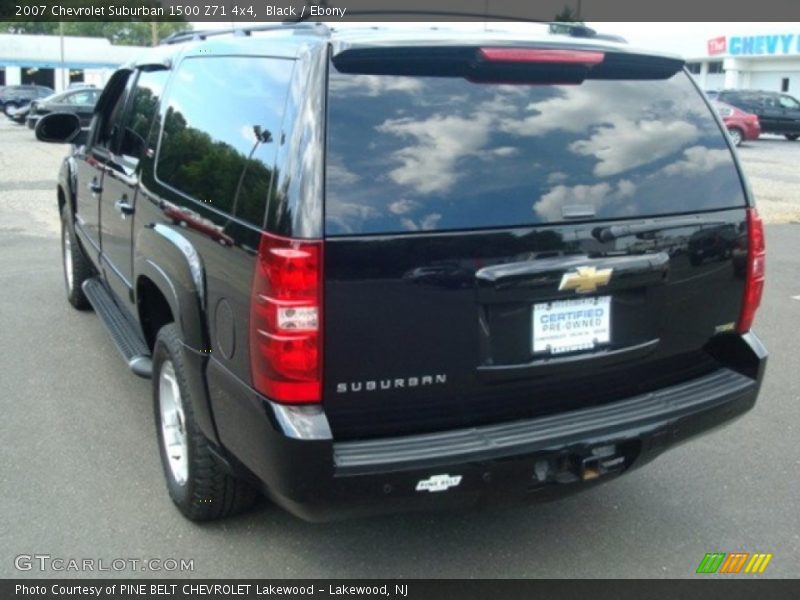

[1,21,188,46]
[550,6,585,35]
[158,107,277,227]
[2,22,59,34]
[553,7,581,22]
[2,1,189,46]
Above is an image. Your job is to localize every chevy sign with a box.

[709,34,800,56]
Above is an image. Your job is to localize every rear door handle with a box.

[115,198,134,217]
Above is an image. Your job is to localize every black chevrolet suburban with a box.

[35,23,767,521]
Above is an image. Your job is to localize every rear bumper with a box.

[208,333,766,521]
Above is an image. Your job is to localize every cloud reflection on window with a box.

[325,71,746,235]
[534,180,637,221]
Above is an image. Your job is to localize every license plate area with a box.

[532,296,611,355]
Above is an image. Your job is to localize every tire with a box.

[61,209,92,310]
[785,134,799,141]
[153,323,259,521]
[727,127,743,147]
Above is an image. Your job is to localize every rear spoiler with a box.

[332,45,685,83]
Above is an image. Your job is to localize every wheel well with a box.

[137,277,175,351]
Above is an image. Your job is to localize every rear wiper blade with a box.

[592,218,727,242]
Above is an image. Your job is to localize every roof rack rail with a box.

[161,22,330,45]
[318,10,601,38]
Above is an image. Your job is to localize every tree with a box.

[2,22,59,35]
[67,22,188,46]
[553,7,581,22]
[2,0,189,46]
[550,5,586,35]
[1,21,188,46]
[157,106,279,227]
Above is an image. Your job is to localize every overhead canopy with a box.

[0,33,146,70]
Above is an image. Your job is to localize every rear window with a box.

[325,68,746,235]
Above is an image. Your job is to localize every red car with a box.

[714,101,760,146]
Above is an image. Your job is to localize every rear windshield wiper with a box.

[592,218,728,242]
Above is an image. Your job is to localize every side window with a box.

[119,69,169,168]
[779,95,800,110]
[96,75,132,151]
[156,56,294,226]
[66,91,93,105]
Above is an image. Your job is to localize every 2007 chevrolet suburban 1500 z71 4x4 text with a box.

[35,23,767,521]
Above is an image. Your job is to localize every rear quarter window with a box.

[156,56,294,227]
[325,68,746,235]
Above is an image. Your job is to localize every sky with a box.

[192,22,800,59]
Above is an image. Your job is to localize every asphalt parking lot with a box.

[0,119,798,579]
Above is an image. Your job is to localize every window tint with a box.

[97,76,131,150]
[65,90,97,105]
[156,56,293,226]
[326,70,746,235]
[779,95,800,110]
[714,103,733,118]
[120,69,169,166]
[726,93,750,107]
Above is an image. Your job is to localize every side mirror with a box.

[35,112,82,144]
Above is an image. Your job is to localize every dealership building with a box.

[686,31,800,94]
[0,34,146,92]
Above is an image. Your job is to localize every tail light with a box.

[737,208,765,333]
[250,232,323,403]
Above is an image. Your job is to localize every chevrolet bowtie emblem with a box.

[558,266,613,294]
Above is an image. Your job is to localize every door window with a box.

[119,69,170,168]
[96,74,132,152]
